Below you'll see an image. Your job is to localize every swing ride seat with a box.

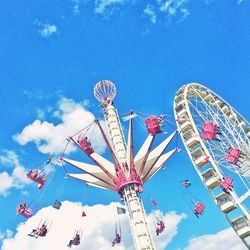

[39,227,48,237]
[201,122,218,140]
[181,179,191,187]
[144,116,162,135]
[194,202,205,215]
[77,138,94,156]
[156,221,165,235]
[28,230,39,238]
[220,176,233,191]
[29,225,48,238]
[16,205,33,218]
[27,173,46,184]
[68,231,81,248]
[68,238,80,247]
[112,234,121,246]
[73,239,80,246]
[226,148,241,164]
[27,170,47,189]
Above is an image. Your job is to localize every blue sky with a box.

[0,0,250,249]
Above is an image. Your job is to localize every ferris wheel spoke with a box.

[190,97,248,158]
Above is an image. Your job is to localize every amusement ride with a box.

[15,81,250,249]
[174,83,250,248]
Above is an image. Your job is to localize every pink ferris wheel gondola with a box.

[220,176,233,192]
[174,83,250,248]
[226,148,241,164]
[201,121,219,140]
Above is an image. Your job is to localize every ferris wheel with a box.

[174,83,250,248]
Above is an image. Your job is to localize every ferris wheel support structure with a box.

[174,83,250,249]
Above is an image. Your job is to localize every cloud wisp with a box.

[72,0,81,15]
[95,0,128,14]
[34,21,57,38]
[0,151,30,196]
[0,229,14,241]
[144,4,157,24]
[144,0,190,24]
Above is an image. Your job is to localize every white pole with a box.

[103,103,155,250]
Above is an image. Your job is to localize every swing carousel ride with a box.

[61,80,178,249]
[174,83,250,249]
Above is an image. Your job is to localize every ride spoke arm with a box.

[126,112,134,171]
[67,173,115,190]
[134,135,155,175]
[140,131,177,180]
[143,148,177,182]
[62,157,114,184]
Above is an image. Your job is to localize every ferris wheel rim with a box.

[174,82,250,248]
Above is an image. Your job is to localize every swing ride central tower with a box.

[98,84,155,249]
[62,80,177,250]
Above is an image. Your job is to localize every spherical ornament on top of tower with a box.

[94,80,117,104]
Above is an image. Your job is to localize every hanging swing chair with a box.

[67,229,82,248]
[28,219,52,238]
[112,223,121,247]
[112,209,122,247]
[26,156,53,189]
[194,201,205,218]
[16,201,33,218]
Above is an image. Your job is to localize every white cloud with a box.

[144,5,157,24]
[0,151,29,196]
[142,0,190,24]
[159,0,189,19]
[72,0,80,15]
[0,150,20,167]
[36,22,57,38]
[149,210,187,249]
[14,98,106,155]
[0,229,14,241]
[0,172,13,196]
[36,108,45,120]
[2,201,186,250]
[0,231,4,241]
[95,0,127,14]
[5,230,14,239]
[184,227,246,250]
